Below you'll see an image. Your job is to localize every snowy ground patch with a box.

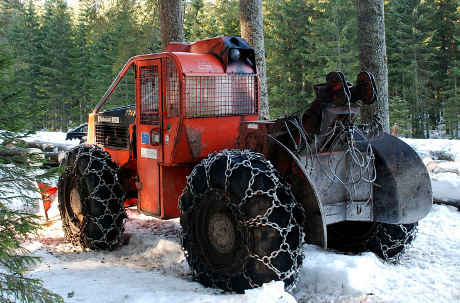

[404,138,460,206]
[402,138,460,162]
[7,132,459,302]
[24,205,460,303]
[430,172,460,203]
[24,131,80,146]
[26,209,298,303]
[294,204,460,302]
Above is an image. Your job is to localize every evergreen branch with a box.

[0,273,64,303]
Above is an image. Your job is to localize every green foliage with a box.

[386,0,458,138]
[264,0,358,116]
[0,156,64,303]
[0,42,21,131]
[36,0,75,131]
[431,0,459,138]
[184,0,240,41]
[389,96,411,137]
[0,37,63,303]
[0,0,458,136]
[264,0,315,115]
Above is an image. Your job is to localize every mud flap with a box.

[366,133,432,224]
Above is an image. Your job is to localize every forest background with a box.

[0,0,458,138]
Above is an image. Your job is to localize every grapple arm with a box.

[239,71,432,248]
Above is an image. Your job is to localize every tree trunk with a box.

[159,0,185,51]
[240,0,269,118]
[357,0,390,132]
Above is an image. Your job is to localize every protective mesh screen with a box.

[185,74,258,118]
[166,58,180,118]
[95,123,129,149]
[140,66,160,125]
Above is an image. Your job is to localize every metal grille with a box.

[95,123,129,149]
[166,58,180,117]
[140,66,160,125]
[185,74,258,118]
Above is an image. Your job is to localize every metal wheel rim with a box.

[208,212,236,254]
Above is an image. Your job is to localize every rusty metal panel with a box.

[304,152,373,206]
[238,120,276,155]
[322,202,373,225]
[183,116,259,160]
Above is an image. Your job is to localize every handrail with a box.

[93,54,158,113]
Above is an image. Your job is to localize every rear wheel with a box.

[327,221,418,262]
[58,145,126,250]
[179,150,305,293]
[366,223,418,261]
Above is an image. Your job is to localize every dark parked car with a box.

[66,123,88,141]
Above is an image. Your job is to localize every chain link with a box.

[283,113,378,205]
[368,223,418,263]
[59,145,126,249]
[179,149,305,291]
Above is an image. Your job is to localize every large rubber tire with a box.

[179,150,305,293]
[327,221,418,262]
[58,145,127,250]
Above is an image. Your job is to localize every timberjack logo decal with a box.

[98,116,120,123]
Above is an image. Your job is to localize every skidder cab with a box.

[58,36,432,292]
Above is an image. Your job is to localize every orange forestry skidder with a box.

[58,36,432,292]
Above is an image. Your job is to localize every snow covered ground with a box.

[25,204,459,303]
[403,138,460,205]
[24,131,79,146]
[16,132,460,302]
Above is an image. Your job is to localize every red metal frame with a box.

[90,37,260,219]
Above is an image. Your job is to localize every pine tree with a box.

[159,0,184,50]
[427,0,458,138]
[308,0,358,81]
[357,0,390,131]
[240,0,269,117]
[386,0,433,138]
[184,0,205,41]
[184,0,240,40]
[264,0,317,116]
[389,96,412,137]
[440,11,459,138]
[72,0,97,124]
[36,0,75,131]
[1,0,41,129]
[0,40,64,303]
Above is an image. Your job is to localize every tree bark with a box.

[240,0,269,118]
[357,0,390,132]
[159,0,185,51]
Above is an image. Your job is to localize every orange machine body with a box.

[87,37,259,219]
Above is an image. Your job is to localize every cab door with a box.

[136,59,163,216]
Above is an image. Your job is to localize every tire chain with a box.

[59,145,127,249]
[179,149,305,291]
[367,223,418,263]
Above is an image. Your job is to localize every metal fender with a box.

[367,132,432,224]
[268,135,327,248]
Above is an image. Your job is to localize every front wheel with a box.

[58,145,126,250]
[179,150,305,293]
